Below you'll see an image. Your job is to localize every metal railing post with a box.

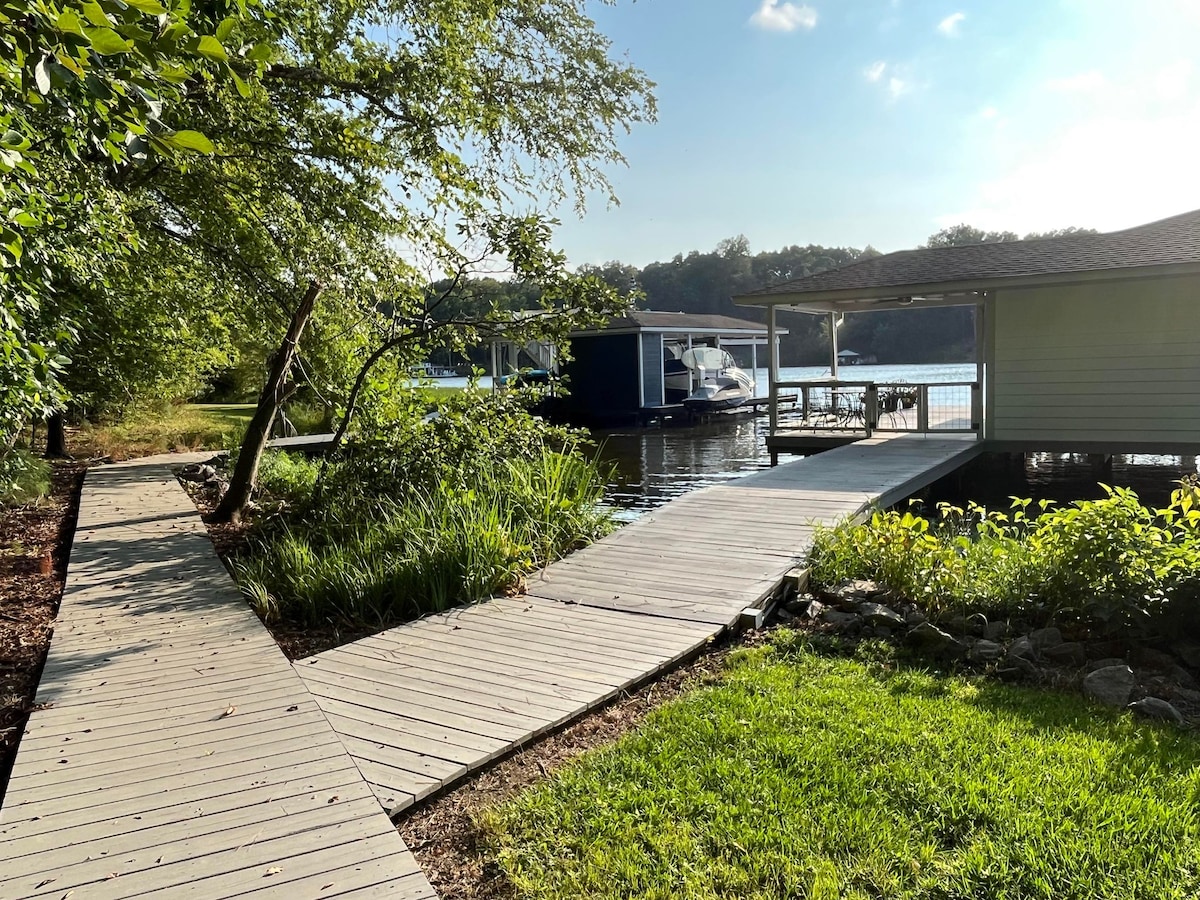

[918,384,930,433]
[971,382,983,433]
[864,383,877,437]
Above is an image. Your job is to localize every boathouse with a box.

[492,311,784,425]
[734,208,1200,458]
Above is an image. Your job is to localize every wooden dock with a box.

[297,433,984,815]
[0,456,434,899]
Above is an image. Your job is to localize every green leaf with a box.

[123,0,169,13]
[216,17,237,43]
[84,27,132,56]
[163,129,215,154]
[195,35,228,63]
[232,72,251,98]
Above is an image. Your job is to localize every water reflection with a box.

[589,415,1199,521]
[588,416,772,522]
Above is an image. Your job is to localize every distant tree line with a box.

[434,223,1098,369]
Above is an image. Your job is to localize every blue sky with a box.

[551,0,1200,268]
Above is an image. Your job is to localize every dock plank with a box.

[298,433,984,814]
[0,457,433,899]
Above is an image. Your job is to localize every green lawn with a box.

[486,634,1200,899]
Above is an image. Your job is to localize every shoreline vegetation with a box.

[193,390,614,649]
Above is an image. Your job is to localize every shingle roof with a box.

[589,310,773,333]
[736,208,1200,303]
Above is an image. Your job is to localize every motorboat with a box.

[679,346,754,413]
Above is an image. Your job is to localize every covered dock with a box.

[734,208,1200,462]
[492,310,787,425]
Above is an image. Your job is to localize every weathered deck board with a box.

[299,433,984,815]
[0,456,433,900]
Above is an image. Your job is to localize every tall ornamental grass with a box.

[809,481,1200,633]
[234,445,611,628]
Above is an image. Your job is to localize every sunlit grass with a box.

[486,633,1200,900]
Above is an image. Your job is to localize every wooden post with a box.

[768,307,779,435]
[829,311,840,379]
[975,298,985,437]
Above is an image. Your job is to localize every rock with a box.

[983,620,1011,642]
[783,596,810,615]
[874,625,894,640]
[1082,665,1136,708]
[944,614,969,635]
[1041,642,1086,667]
[1007,636,1036,660]
[907,621,956,652]
[970,639,1004,663]
[179,463,217,483]
[857,602,905,628]
[905,609,928,627]
[1029,627,1063,650]
[1172,686,1200,705]
[817,608,858,630]
[1173,641,1200,669]
[1085,640,1127,660]
[775,607,796,623]
[1128,697,1185,725]
[1129,646,1179,674]
[965,613,989,636]
[996,657,1040,681]
[821,579,882,611]
[804,599,826,621]
[1086,657,1127,672]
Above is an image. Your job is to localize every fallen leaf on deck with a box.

[265,867,283,876]
[219,705,237,718]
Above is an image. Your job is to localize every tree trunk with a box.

[44,413,70,459]
[209,281,322,524]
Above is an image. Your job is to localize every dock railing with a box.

[774,379,980,437]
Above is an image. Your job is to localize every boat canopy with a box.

[681,347,734,371]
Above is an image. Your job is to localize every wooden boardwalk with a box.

[298,433,983,815]
[0,456,434,900]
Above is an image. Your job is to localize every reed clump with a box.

[233,394,612,629]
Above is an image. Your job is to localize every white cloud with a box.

[863,61,913,99]
[979,105,1000,120]
[1046,70,1107,93]
[749,0,818,32]
[936,12,965,37]
[1153,60,1192,102]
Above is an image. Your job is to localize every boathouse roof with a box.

[574,310,786,337]
[734,208,1200,309]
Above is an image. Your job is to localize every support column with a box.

[829,311,840,379]
[768,307,779,436]
[751,340,759,396]
[974,298,985,436]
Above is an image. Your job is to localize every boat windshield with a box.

[681,347,735,371]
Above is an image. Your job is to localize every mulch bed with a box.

[0,462,86,802]
[395,635,750,899]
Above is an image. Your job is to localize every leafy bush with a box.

[0,450,51,506]
[810,483,1200,633]
[232,393,613,629]
[234,448,611,627]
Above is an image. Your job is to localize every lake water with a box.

[584,363,1198,520]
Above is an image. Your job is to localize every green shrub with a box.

[254,450,321,506]
[0,450,51,506]
[810,483,1200,633]
[233,409,613,628]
